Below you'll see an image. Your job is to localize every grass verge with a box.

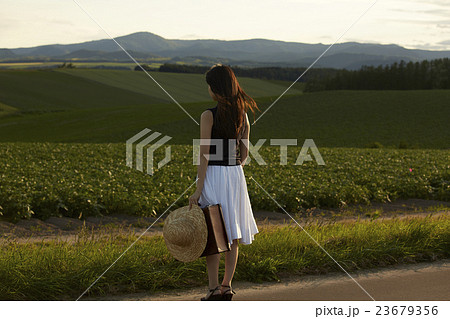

[0,214,448,300]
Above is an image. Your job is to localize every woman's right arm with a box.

[239,113,250,167]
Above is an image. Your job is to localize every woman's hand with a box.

[189,188,202,210]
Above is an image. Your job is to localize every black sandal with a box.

[221,284,236,301]
[200,285,223,301]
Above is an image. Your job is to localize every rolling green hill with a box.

[0,69,167,113]
[54,68,302,103]
[251,90,450,149]
[0,69,448,148]
[0,68,301,112]
[0,102,18,117]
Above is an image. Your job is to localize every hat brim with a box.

[163,205,207,262]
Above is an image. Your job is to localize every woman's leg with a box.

[221,239,239,291]
[206,253,221,293]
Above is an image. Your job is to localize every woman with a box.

[188,64,259,301]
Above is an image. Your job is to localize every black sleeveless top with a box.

[206,105,244,166]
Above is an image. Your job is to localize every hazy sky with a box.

[1,0,449,50]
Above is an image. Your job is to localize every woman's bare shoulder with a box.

[200,110,213,124]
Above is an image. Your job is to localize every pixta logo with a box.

[193,138,325,165]
[126,128,172,175]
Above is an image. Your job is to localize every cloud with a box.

[381,18,450,25]
[405,41,450,50]
[387,2,450,24]
[47,18,75,26]
[411,0,450,7]
[424,9,450,17]
[437,39,450,45]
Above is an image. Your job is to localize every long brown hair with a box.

[205,64,259,139]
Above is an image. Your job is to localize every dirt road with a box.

[86,259,450,301]
[1,198,448,244]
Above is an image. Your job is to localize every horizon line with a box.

[1,30,446,52]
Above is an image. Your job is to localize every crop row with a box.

[0,143,448,221]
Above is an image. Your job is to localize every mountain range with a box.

[1,31,450,70]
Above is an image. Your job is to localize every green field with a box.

[0,68,449,221]
[0,143,448,221]
[0,69,449,147]
[0,62,159,70]
[0,68,302,111]
[55,68,303,103]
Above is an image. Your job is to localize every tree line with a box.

[135,63,338,82]
[304,58,450,91]
[135,58,450,91]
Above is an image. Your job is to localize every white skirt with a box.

[198,165,259,246]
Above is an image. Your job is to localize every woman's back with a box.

[206,104,246,166]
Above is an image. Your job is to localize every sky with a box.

[0,0,449,50]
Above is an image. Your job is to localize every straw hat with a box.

[163,205,207,262]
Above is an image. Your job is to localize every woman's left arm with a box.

[189,110,213,209]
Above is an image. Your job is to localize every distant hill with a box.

[60,49,160,60]
[3,31,450,70]
[0,49,16,59]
